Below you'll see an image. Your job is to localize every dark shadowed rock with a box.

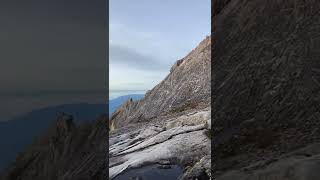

[212,0,320,179]
[0,114,108,180]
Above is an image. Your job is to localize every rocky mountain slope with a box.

[110,36,211,129]
[0,113,108,180]
[213,0,320,179]
[109,36,211,179]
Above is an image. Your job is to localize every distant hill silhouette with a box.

[109,94,144,116]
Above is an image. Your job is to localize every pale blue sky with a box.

[109,0,210,91]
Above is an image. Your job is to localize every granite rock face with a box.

[109,36,212,179]
[213,0,320,179]
[109,109,211,180]
[110,36,211,129]
[0,113,108,180]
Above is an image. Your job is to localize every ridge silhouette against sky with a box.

[109,0,211,91]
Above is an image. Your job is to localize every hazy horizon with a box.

[0,0,106,121]
[109,90,146,100]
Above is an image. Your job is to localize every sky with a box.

[109,0,211,92]
[0,0,107,121]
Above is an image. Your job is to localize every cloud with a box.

[109,65,168,91]
[109,0,210,92]
[109,44,169,71]
[109,22,180,65]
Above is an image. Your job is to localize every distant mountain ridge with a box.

[109,94,144,116]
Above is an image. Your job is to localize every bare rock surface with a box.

[110,36,211,129]
[109,36,212,179]
[109,109,211,180]
[213,0,320,179]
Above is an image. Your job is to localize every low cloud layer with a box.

[110,44,169,71]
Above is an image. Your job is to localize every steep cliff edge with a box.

[110,36,211,129]
[213,0,320,179]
